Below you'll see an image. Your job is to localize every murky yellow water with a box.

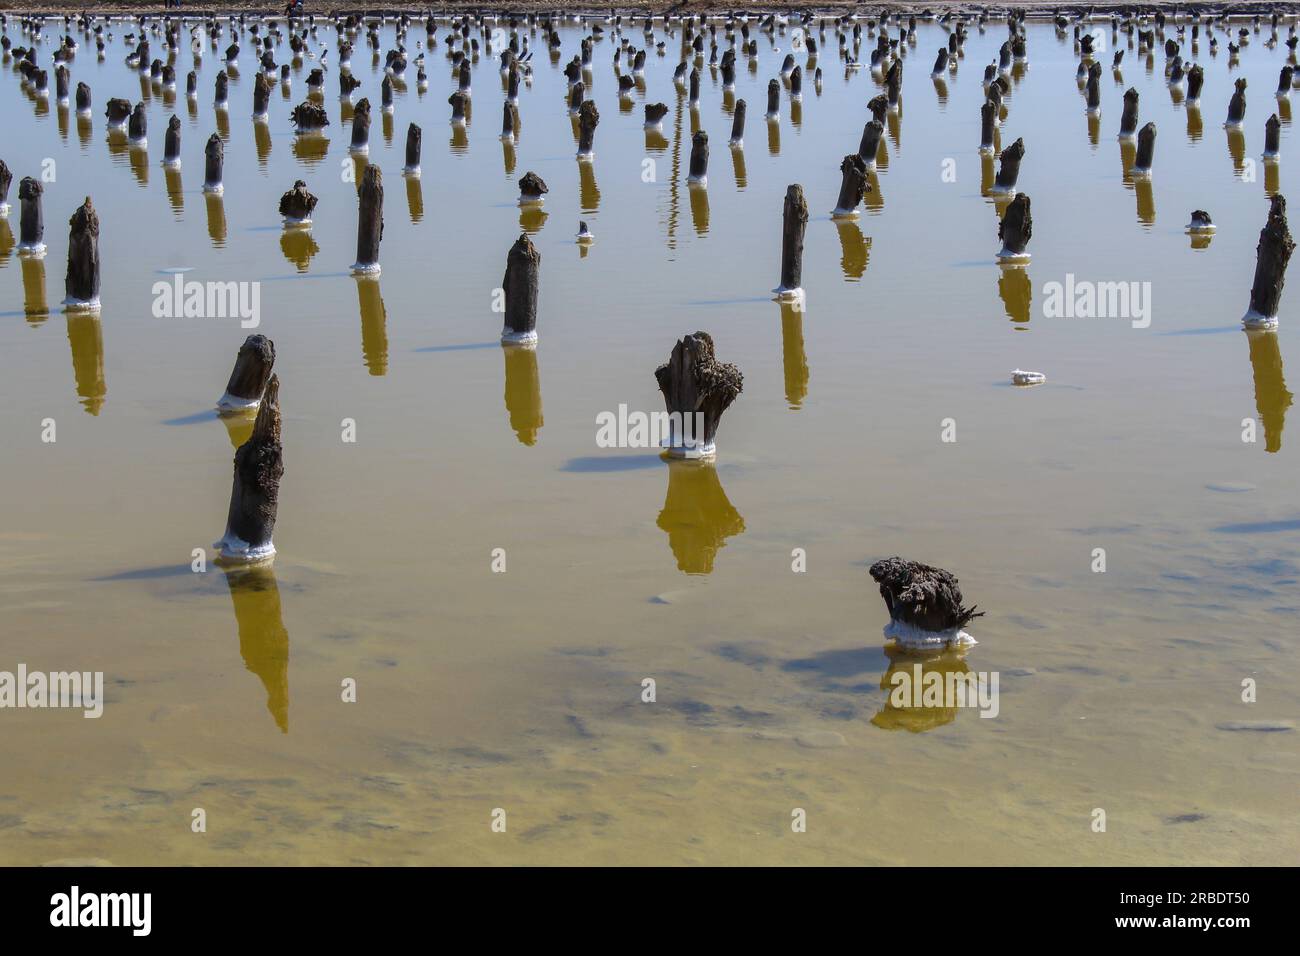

[1,15,1298,865]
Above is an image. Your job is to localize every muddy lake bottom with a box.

[0,15,1298,865]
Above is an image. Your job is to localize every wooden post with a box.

[1264,113,1281,160]
[868,557,983,649]
[775,183,808,297]
[654,331,743,457]
[75,81,92,116]
[215,71,229,108]
[832,154,869,218]
[687,130,709,184]
[17,177,45,255]
[404,122,422,174]
[162,115,182,166]
[203,133,224,193]
[518,170,547,204]
[279,179,318,226]
[577,99,599,159]
[215,374,284,565]
[992,137,1024,194]
[448,90,467,123]
[978,102,995,153]
[105,97,132,128]
[997,192,1032,261]
[765,77,780,119]
[1244,194,1295,328]
[1133,121,1156,176]
[790,64,803,100]
[501,233,540,345]
[0,160,12,217]
[349,97,371,152]
[1187,64,1204,104]
[351,164,383,275]
[729,98,746,147]
[1119,87,1139,139]
[253,72,271,120]
[218,334,276,412]
[63,196,100,311]
[1226,77,1247,127]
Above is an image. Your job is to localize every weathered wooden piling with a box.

[17,177,44,255]
[0,160,11,217]
[577,99,599,159]
[885,58,902,108]
[501,232,540,345]
[381,75,394,114]
[689,67,700,106]
[868,556,983,649]
[403,122,422,174]
[992,137,1024,194]
[790,64,803,100]
[1119,87,1139,139]
[1265,113,1282,160]
[1279,66,1294,98]
[1186,210,1215,234]
[1133,121,1157,176]
[290,101,329,133]
[215,70,229,107]
[105,96,132,128]
[351,164,383,275]
[349,97,371,152]
[253,72,271,120]
[1226,77,1247,128]
[832,154,869,218]
[729,98,746,147]
[218,334,276,412]
[339,72,361,99]
[203,133,224,193]
[215,374,283,565]
[519,170,547,205]
[279,179,317,226]
[775,183,808,297]
[931,48,948,77]
[55,64,69,103]
[765,77,780,119]
[75,81,92,116]
[448,90,467,124]
[979,101,995,153]
[687,130,709,184]
[1187,64,1204,104]
[997,192,1032,261]
[1244,194,1295,328]
[127,102,148,145]
[1085,67,1101,115]
[654,331,743,458]
[162,114,182,166]
[62,197,100,311]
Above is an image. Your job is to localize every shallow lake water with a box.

[1,13,1298,865]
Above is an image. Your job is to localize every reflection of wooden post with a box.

[502,233,540,345]
[219,334,276,412]
[654,331,743,456]
[216,375,284,565]
[776,184,808,295]
[657,460,745,574]
[1245,194,1295,328]
[502,343,543,445]
[63,197,100,310]
[351,164,384,275]
[222,565,291,733]
[1246,328,1294,452]
[997,193,1032,261]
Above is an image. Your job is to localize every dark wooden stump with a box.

[833,154,869,217]
[766,77,780,118]
[216,374,284,564]
[203,132,224,193]
[350,97,371,150]
[1245,193,1295,326]
[351,164,384,274]
[979,101,995,152]
[729,98,746,146]
[404,122,422,172]
[1119,87,1139,137]
[63,197,100,310]
[688,129,709,183]
[75,81,92,115]
[1187,64,1204,103]
[577,99,599,157]
[1134,121,1157,174]
[253,72,271,118]
[215,71,229,106]
[448,90,467,123]
[0,160,12,215]
[776,183,809,294]
[993,137,1024,192]
[931,48,948,77]
[278,179,318,224]
[17,177,44,252]
[501,232,540,344]
[1227,77,1247,126]
[1265,113,1281,158]
[219,334,276,411]
[868,556,983,646]
[105,96,132,127]
[998,192,1032,259]
[654,331,743,455]
[519,170,548,204]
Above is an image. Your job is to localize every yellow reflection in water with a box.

[254,120,272,166]
[21,255,48,323]
[280,226,318,273]
[205,193,227,247]
[164,166,184,216]
[1245,330,1292,453]
[502,344,543,445]
[872,646,973,733]
[998,263,1032,327]
[578,161,601,214]
[657,460,745,575]
[66,312,106,415]
[835,219,869,280]
[222,564,290,733]
[356,276,388,375]
[779,299,809,408]
[405,174,424,223]
[290,133,330,167]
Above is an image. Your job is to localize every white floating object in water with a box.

[1012,369,1046,386]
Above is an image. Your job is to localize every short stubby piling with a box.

[654,331,743,459]
[218,334,276,412]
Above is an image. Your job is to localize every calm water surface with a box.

[1,15,1297,864]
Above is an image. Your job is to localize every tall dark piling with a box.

[1265,113,1282,159]
[1119,87,1139,139]
[993,137,1024,193]
[17,177,44,254]
[997,192,1032,260]
[729,98,746,147]
[349,97,371,152]
[687,130,709,184]
[218,334,276,412]
[1227,77,1247,127]
[163,114,182,165]
[404,122,422,173]
[501,233,540,345]
[1134,121,1156,175]
[351,164,383,275]
[832,154,869,218]
[775,183,809,296]
[577,99,599,159]
[215,374,284,564]
[203,132,224,193]
[63,197,100,310]
[766,77,780,119]
[1245,194,1295,327]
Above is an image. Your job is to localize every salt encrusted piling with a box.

[765,77,780,119]
[215,71,229,108]
[215,374,284,565]
[448,90,467,124]
[203,133,224,193]
[688,67,700,106]
[1188,64,1204,104]
[349,97,371,153]
[645,102,668,130]
[501,233,540,346]
[1119,87,1139,139]
[404,122,422,175]
[63,197,100,312]
[868,557,983,650]
[1187,210,1216,235]
[519,170,547,205]
[279,179,317,226]
[775,183,809,298]
[351,164,383,276]
[1279,66,1294,98]
[832,154,869,218]
[76,82,92,116]
[654,331,743,459]
[163,115,182,166]
[577,100,599,160]
[253,72,271,120]
[978,102,996,154]
[340,72,361,99]
[845,117,877,172]
[17,177,44,255]
[105,97,131,128]
[1226,77,1247,128]
[381,75,394,114]
[932,47,948,78]
[790,65,803,100]
[218,334,276,412]
[290,102,329,133]
[127,102,148,146]
[1244,194,1295,329]
[0,160,11,217]
[992,137,1024,194]
[730,100,747,147]
[1265,114,1281,161]
[1133,121,1157,177]
[501,102,520,143]
[997,192,1032,262]
[55,65,69,104]
[687,130,709,185]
